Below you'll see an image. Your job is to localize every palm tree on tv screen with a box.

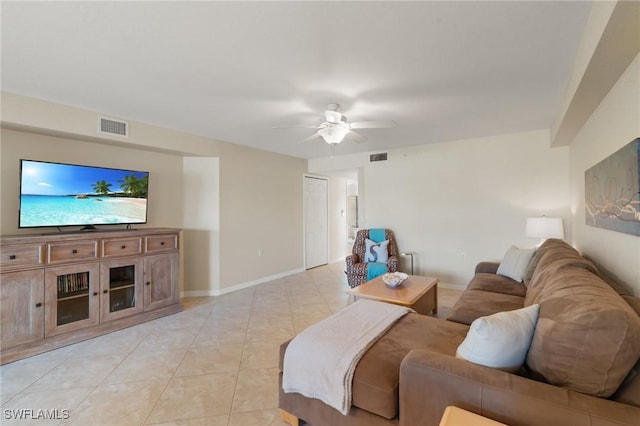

[119,174,148,198]
[92,180,112,195]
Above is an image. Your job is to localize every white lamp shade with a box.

[324,110,342,124]
[318,126,349,144]
[526,217,564,239]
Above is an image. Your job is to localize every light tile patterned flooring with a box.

[0,263,461,426]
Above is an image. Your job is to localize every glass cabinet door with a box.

[56,271,90,325]
[100,258,143,321]
[109,264,136,312]
[45,262,100,336]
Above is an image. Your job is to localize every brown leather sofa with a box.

[279,239,640,425]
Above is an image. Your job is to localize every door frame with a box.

[303,174,329,270]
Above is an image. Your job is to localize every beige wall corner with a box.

[0,129,184,235]
[309,129,570,287]
[569,52,640,295]
[182,157,220,295]
[1,91,223,156]
[2,92,308,295]
[218,143,306,290]
[551,0,640,147]
[328,175,348,263]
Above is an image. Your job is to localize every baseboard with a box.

[438,282,467,291]
[181,267,305,298]
[330,256,347,264]
[181,290,216,298]
[181,270,467,298]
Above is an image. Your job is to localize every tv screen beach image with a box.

[20,160,149,228]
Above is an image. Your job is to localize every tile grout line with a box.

[141,316,205,426]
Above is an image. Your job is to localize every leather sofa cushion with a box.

[466,272,527,297]
[526,266,640,397]
[351,313,468,419]
[522,238,578,286]
[525,240,599,306]
[612,359,640,407]
[474,261,500,274]
[446,289,524,325]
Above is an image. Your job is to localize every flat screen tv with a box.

[19,159,149,229]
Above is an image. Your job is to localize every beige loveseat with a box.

[279,239,640,425]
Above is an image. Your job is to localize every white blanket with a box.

[282,299,413,415]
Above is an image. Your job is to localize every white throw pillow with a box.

[496,246,536,282]
[456,304,540,372]
[363,239,389,263]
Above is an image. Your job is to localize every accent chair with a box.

[345,228,399,288]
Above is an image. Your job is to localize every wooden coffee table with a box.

[439,406,507,426]
[348,274,438,315]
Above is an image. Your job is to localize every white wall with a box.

[569,53,640,295]
[311,129,570,286]
[328,176,348,263]
[182,157,220,295]
[217,142,306,291]
[0,129,184,234]
[1,92,308,296]
[1,91,221,156]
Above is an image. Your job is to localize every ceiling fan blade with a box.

[272,124,321,129]
[299,133,322,144]
[349,120,396,129]
[346,130,366,143]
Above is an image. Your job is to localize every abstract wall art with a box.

[585,138,640,236]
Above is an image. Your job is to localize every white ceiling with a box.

[1,1,592,159]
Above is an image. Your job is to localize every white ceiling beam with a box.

[551,1,640,147]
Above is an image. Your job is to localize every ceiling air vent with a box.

[98,117,128,137]
[369,152,388,162]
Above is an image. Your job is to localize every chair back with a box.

[352,229,398,262]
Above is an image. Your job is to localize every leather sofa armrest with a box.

[399,350,639,426]
[475,261,500,275]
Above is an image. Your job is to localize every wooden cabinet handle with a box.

[9,255,16,260]
[35,302,42,308]
[72,249,78,254]
[93,292,98,296]
[146,282,151,286]
[160,241,165,246]
[121,245,126,249]
[103,290,108,294]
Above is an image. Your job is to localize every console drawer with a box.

[145,234,178,253]
[0,244,45,271]
[47,240,99,264]
[102,237,142,258]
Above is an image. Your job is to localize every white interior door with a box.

[304,176,328,269]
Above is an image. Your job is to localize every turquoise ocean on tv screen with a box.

[20,195,147,227]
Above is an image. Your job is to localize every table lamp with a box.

[526,216,564,244]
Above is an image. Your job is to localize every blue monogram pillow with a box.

[364,239,389,263]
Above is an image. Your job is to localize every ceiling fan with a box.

[274,103,395,145]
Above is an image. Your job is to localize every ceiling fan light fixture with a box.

[318,126,349,144]
[325,109,342,124]
[274,103,393,147]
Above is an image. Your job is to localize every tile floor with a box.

[0,263,461,426]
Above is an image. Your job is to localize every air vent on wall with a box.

[98,116,128,137]
[369,152,388,162]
